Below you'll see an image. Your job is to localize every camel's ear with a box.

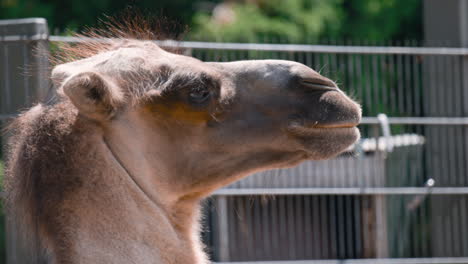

[61,72,125,120]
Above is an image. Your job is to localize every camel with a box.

[4,28,361,263]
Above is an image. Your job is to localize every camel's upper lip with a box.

[288,120,360,130]
[287,120,360,136]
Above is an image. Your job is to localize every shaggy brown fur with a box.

[6,102,81,261]
[5,19,361,264]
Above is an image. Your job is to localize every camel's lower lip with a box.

[289,126,361,159]
[288,125,359,135]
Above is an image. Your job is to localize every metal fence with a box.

[2,18,468,264]
[185,42,468,263]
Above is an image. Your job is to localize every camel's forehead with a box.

[210,60,317,76]
[76,45,197,71]
[105,43,207,67]
[52,42,209,85]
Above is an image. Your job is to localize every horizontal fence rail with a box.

[48,35,468,55]
[213,187,468,196]
[214,257,468,264]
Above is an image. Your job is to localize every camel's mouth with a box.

[287,120,360,159]
[287,118,360,133]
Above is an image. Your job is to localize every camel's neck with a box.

[38,126,207,263]
[97,123,208,264]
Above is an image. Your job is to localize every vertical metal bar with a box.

[3,44,11,112]
[227,197,238,260]
[380,53,389,114]
[0,45,4,115]
[460,196,468,256]
[388,50,397,114]
[371,53,380,114]
[286,196,296,259]
[354,196,362,257]
[323,53,331,82]
[22,44,30,105]
[364,54,373,115]
[361,196,374,258]
[375,195,389,258]
[412,54,422,116]
[248,197,257,259]
[270,195,279,260]
[444,55,456,186]
[423,189,431,257]
[319,195,329,258]
[246,197,255,259]
[233,196,244,260]
[430,56,443,187]
[305,51,312,68]
[404,53,412,115]
[396,52,405,114]
[435,57,449,186]
[462,55,468,190]
[304,195,321,259]
[444,201,454,256]
[337,196,346,258]
[345,196,355,258]
[453,56,465,187]
[453,198,462,256]
[314,52,322,75]
[278,196,287,259]
[216,196,230,261]
[294,195,305,259]
[305,195,314,259]
[329,196,338,258]
[331,46,339,86]
[346,53,356,100]
[260,196,271,259]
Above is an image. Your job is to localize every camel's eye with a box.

[189,89,211,104]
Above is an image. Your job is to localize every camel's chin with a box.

[290,126,360,160]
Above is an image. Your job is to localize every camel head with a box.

[52,40,361,200]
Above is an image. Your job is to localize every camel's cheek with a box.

[146,102,212,125]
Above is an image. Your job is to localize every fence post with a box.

[0,17,50,264]
[424,0,468,257]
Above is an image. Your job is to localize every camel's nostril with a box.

[299,75,337,91]
[301,79,337,91]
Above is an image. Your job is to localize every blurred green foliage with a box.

[0,0,422,43]
[190,0,422,43]
[339,0,422,41]
[0,0,200,35]
[190,0,343,42]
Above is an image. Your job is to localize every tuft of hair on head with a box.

[50,8,189,66]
